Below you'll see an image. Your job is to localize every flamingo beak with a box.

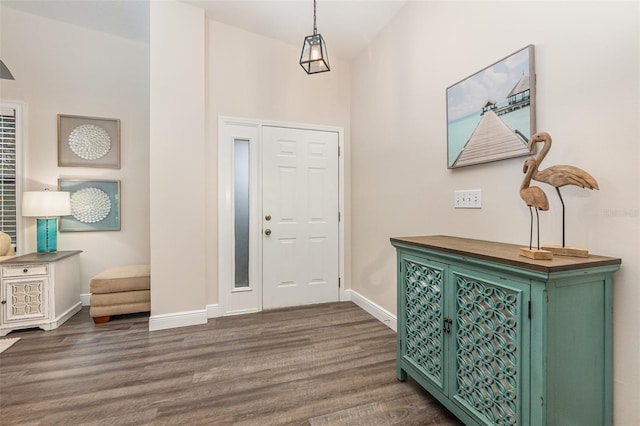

[523,161,529,173]
[527,136,536,152]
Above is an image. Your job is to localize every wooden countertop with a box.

[390,235,621,274]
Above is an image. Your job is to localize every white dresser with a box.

[0,250,82,336]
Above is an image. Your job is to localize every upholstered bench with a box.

[89,264,150,323]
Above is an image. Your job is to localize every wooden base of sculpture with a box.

[541,245,589,258]
[519,247,553,260]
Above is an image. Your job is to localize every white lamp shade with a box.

[22,191,71,217]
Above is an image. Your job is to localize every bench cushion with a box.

[91,290,150,307]
[90,301,150,318]
[90,265,150,294]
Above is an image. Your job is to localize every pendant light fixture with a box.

[299,0,330,74]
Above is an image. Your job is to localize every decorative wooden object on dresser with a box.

[391,235,621,426]
[0,250,82,336]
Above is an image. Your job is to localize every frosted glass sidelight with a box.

[234,139,250,288]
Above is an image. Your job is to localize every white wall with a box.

[350,1,639,424]
[205,20,351,305]
[0,7,150,293]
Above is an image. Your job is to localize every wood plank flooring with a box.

[0,302,461,425]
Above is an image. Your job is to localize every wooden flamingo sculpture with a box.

[519,156,552,259]
[528,131,599,256]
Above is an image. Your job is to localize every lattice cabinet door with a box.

[2,277,49,324]
[399,255,448,392]
[393,236,620,426]
[448,266,530,426]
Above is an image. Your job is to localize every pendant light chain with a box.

[313,0,318,35]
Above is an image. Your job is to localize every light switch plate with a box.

[454,189,482,208]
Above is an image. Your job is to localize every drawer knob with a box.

[1,300,6,304]
[23,268,28,273]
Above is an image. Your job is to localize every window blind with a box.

[0,108,17,246]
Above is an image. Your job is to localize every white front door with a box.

[261,126,339,310]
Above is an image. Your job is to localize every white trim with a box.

[346,289,397,332]
[223,307,260,316]
[148,309,207,331]
[206,303,222,318]
[341,288,352,302]
[0,100,24,254]
[43,302,82,330]
[218,122,261,315]
[218,116,345,316]
[80,293,91,306]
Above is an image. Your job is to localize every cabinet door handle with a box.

[23,268,28,273]
[1,300,6,304]
[443,317,453,334]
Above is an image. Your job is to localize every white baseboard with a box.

[80,293,91,306]
[223,307,260,316]
[345,289,397,332]
[207,303,222,318]
[139,292,394,332]
[84,294,218,325]
[149,309,207,332]
[340,287,352,302]
[47,302,82,330]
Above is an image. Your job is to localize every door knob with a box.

[265,214,271,221]
[264,229,272,236]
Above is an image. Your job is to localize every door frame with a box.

[218,116,346,315]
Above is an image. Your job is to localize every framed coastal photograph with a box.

[58,114,121,168]
[446,45,536,169]
[58,179,121,232]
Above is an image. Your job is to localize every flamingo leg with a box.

[528,207,534,250]
[556,187,565,247]
[535,208,541,250]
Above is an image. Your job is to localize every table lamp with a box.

[22,189,71,252]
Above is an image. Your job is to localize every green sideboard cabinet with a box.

[391,236,621,426]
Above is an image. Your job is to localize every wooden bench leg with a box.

[93,316,110,324]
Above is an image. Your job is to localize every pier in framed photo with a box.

[447,45,536,169]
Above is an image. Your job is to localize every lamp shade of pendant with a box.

[300,33,330,74]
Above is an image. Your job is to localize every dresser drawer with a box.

[3,264,49,277]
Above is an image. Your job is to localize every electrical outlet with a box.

[454,189,482,209]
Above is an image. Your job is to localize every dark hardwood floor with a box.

[0,302,461,425]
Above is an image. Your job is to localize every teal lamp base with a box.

[36,218,58,252]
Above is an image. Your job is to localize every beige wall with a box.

[350,1,639,424]
[150,1,207,318]
[205,20,352,305]
[148,8,351,317]
[0,7,150,294]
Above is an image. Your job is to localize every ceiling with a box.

[1,0,407,61]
